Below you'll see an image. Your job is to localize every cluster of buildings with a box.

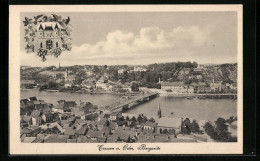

[159,79,237,94]
[20,97,207,143]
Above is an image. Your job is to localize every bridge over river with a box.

[104,92,159,113]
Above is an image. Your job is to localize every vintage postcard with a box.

[9,5,243,154]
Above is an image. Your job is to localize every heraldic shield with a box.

[23,14,72,61]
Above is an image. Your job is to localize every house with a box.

[29,97,37,102]
[197,86,211,93]
[86,130,103,140]
[72,108,85,119]
[32,133,45,143]
[30,110,42,126]
[64,127,76,136]
[118,69,126,74]
[101,126,111,136]
[60,116,76,128]
[117,130,130,142]
[56,101,77,112]
[133,66,147,72]
[97,118,109,130]
[79,102,94,113]
[97,136,107,143]
[77,136,90,143]
[75,125,88,136]
[42,112,54,123]
[106,133,119,143]
[143,121,157,133]
[96,80,108,91]
[187,86,194,93]
[20,80,36,89]
[230,83,237,91]
[160,82,186,93]
[210,80,222,92]
[44,134,69,143]
[156,117,182,134]
[116,120,128,127]
[81,80,95,89]
[22,137,36,143]
[109,112,123,121]
[109,122,118,133]
[20,115,32,128]
[64,81,73,88]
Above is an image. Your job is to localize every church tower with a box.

[157,104,162,119]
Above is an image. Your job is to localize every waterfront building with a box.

[210,79,222,92]
[160,82,186,93]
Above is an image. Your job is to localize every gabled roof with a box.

[75,125,88,135]
[106,134,119,143]
[101,126,111,136]
[76,136,89,143]
[21,115,32,123]
[144,121,157,127]
[157,117,181,128]
[97,136,107,143]
[117,131,130,141]
[29,97,37,101]
[86,130,100,138]
[23,137,36,143]
[44,134,69,143]
[30,110,41,118]
[109,122,118,130]
[161,82,185,87]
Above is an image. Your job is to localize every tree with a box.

[137,115,143,123]
[131,82,139,92]
[204,122,215,137]
[125,116,130,121]
[93,66,100,73]
[168,129,176,137]
[162,129,169,134]
[131,116,136,122]
[191,120,200,133]
[56,73,64,79]
[182,118,192,134]
[47,81,59,89]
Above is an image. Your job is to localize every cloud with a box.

[20,25,235,66]
[69,26,210,58]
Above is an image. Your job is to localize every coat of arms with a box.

[23,14,72,61]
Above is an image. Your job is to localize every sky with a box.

[20,12,237,67]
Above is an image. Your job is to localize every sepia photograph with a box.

[9,5,243,154]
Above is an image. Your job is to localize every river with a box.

[21,90,237,121]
